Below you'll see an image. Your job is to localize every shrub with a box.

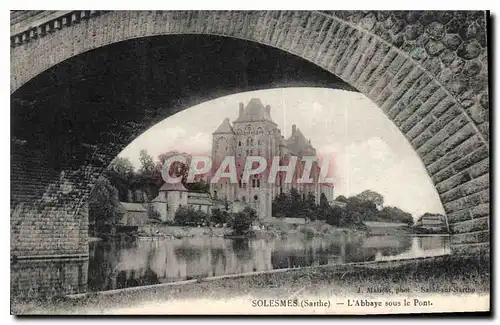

[228,207,257,235]
[174,206,209,227]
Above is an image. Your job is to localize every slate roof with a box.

[233,98,274,124]
[187,192,213,205]
[120,202,148,212]
[213,117,234,134]
[159,182,188,192]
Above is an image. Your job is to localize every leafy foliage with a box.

[211,208,231,226]
[88,176,122,237]
[228,207,258,235]
[377,206,414,225]
[335,195,348,203]
[174,206,210,227]
[272,188,317,221]
[355,190,384,208]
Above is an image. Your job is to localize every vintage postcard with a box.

[10,10,490,315]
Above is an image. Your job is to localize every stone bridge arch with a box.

[10,10,489,268]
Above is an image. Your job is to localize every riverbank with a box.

[137,220,366,240]
[12,254,489,315]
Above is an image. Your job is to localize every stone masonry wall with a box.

[11,141,98,258]
[10,10,489,266]
[11,258,88,300]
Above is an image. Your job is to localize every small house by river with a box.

[118,202,148,233]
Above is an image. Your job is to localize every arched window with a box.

[256,127,264,135]
[245,125,253,135]
[213,190,218,200]
[242,196,246,203]
[246,137,253,146]
[254,195,258,201]
[238,141,242,147]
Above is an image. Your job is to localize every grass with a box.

[11,254,490,315]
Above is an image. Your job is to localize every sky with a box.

[118,87,445,219]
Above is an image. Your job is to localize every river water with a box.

[88,234,450,292]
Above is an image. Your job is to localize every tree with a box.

[326,206,344,227]
[108,157,135,176]
[105,157,136,201]
[301,192,317,221]
[317,193,330,221]
[355,190,384,209]
[319,193,330,208]
[272,192,291,218]
[377,206,413,225]
[139,149,156,174]
[88,176,122,237]
[229,207,257,235]
[174,206,209,227]
[157,151,208,192]
[289,187,303,216]
[335,195,348,203]
[211,208,230,226]
[344,197,377,225]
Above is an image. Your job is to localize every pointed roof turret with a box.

[233,98,275,124]
[213,117,234,134]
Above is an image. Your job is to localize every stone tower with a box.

[231,98,281,220]
[211,117,237,203]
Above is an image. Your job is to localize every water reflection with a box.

[88,235,450,292]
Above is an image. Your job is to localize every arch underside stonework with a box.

[10,11,489,265]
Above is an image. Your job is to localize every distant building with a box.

[118,202,148,227]
[151,183,214,222]
[414,214,448,233]
[151,183,189,222]
[187,192,213,214]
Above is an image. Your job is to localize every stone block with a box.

[440,187,464,203]
[436,171,471,194]
[468,158,489,179]
[444,192,482,212]
[426,134,482,172]
[449,216,488,234]
[461,174,489,196]
[451,242,490,256]
[470,203,489,219]
[452,145,489,173]
[451,230,489,245]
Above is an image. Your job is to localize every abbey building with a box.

[210,98,334,220]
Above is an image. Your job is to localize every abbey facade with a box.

[210,98,334,220]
